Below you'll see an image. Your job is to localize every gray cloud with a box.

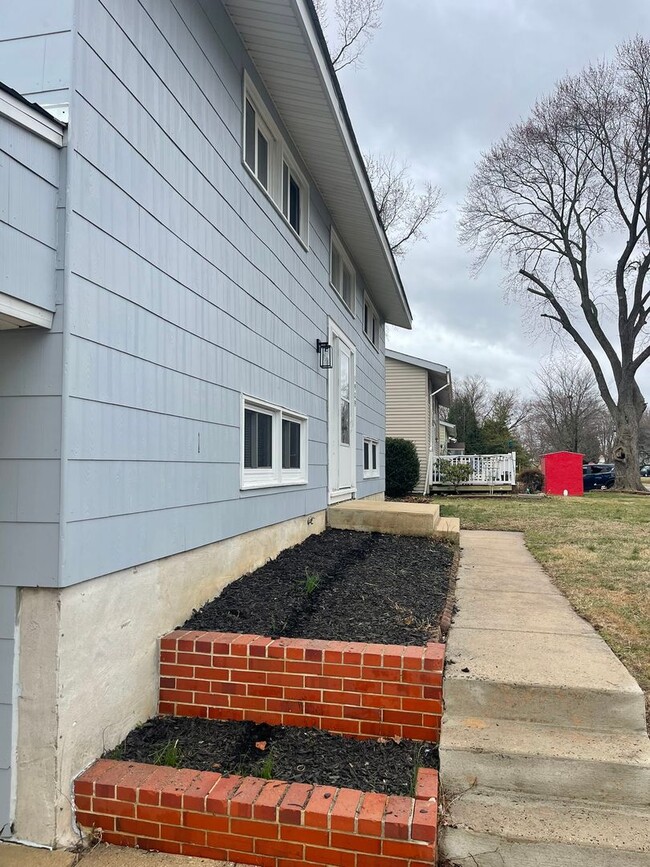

[338,0,650,397]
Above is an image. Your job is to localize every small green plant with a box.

[259,750,275,780]
[152,739,182,768]
[304,570,321,595]
[437,459,474,493]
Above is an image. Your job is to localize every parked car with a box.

[641,465,650,477]
[583,463,615,491]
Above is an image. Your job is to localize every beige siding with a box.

[385,358,430,492]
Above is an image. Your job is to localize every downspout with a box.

[425,373,451,494]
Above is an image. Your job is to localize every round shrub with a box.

[385,437,420,497]
[517,468,544,493]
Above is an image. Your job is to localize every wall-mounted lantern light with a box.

[316,339,333,369]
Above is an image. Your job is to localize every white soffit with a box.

[0,86,64,147]
[222,0,412,329]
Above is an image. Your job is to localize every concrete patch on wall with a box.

[14,511,325,847]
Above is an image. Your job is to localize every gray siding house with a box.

[0,0,411,846]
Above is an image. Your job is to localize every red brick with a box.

[267,638,292,658]
[250,636,273,657]
[285,660,321,675]
[206,774,242,814]
[304,785,337,829]
[253,781,289,821]
[267,698,303,714]
[159,824,206,846]
[323,718,360,736]
[361,665,401,682]
[136,837,181,855]
[229,695,267,711]
[402,647,425,669]
[342,643,365,664]
[74,794,92,812]
[92,798,135,818]
[160,663,194,678]
[383,682,422,698]
[93,761,133,798]
[208,706,243,721]
[401,696,442,714]
[205,830,255,853]
[323,663,360,679]
[280,824,329,846]
[414,768,439,802]
[305,702,342,718]
[237,669,267,685]
[361,692,400,710]
[160,689,193,704]
[209,681,244,695]
[116,817,160,838]
[247,683,283,699]
[158,702,175,715]
[160,633,182,650]
[180,843,230,861]
[183,771,222,811]
[324,690,361,706]
[255,837,303,859]
[274,673,304,688]
[177,652,212,666]
[138,767,181,806]
[183,811,229,833]
[331,831,382,854]
[304,846,356,866]
[175,703,208,718]
[279,782,313,825]
[229,776,266,818]
[231,817,279,840]
[381,837,435,859]
[254,658,286,673]
[411,801,438,843]
[212,654,247,670]
[345,705,381,722]
[357,791,388,836]
[160,677,176,689]
[383,795,413,840]
[285,687,321,703]
[281,713,320,729]
[75,812,112,831]
[342,678,379,694]
[330,788,362,832]
[136,804,182,825]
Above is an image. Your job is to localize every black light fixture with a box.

[316,339,333,369]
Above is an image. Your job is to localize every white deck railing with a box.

[430,452,517,487]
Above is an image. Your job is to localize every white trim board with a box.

[0,292,54,329]
[0,89,65,147]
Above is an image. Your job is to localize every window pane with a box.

[282,419,301,470]
[244,408,254,468]
[364,302,369,335]
[342,266,352,308]
[257,411,272,468]
[257,130,268,189]
[340,352,349,401]
[289,175,300,233]
[364,440,370,471]
[245,100,256,170]
[372,442,378,470]
[283,162,289,217]
[331,246,341,290]
[340,399,350,445]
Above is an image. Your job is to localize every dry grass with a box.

[432,493,650,716]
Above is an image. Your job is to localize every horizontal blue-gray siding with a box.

[51,0,385,586]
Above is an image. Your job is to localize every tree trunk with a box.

[612,388,645,491]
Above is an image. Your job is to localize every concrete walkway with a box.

[440,530,650,867]
[0,842,239,867]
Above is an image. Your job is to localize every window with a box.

[330,231,355,313]
[363,295,379,348]
[363,438,379,478]
[242,74,309,245]
[242,397,307,488]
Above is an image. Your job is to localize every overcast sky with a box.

[334,0,650,398]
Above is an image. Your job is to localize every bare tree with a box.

[365,153,442,256]
[313,0,383,72]
[528,357,605,459]
[313,1,442,255]
[460,37,650,490]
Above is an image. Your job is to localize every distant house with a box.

[0,0,412,846]
[439,420,458,455]
[385,350,452,494]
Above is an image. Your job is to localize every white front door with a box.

[328,323,356,503]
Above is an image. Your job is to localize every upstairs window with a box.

[243,74,309,246]
[330,231,355,313]
[363,295,380,348]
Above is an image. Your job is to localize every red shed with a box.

[541,451,584,496]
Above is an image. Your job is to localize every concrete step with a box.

[440,716,650,806]
[327,500,442,537]
[440,789,650,867]
[432,515,460,542]
[443,676,648,732]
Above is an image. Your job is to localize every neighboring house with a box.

[0,0,411,846]
[439,420,457,455]
[385,350,452,494]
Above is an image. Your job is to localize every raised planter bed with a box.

[74,758,439,867]
[159,632,444,741]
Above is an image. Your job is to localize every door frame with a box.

[327,318,357,504]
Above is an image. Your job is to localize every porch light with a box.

[316,339,333,369]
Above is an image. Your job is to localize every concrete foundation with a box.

[13,511,326,848]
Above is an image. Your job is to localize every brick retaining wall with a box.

[74,759,438,867]
[159,632,445,741]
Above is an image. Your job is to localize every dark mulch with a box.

[107,716,438,797]
[183,529,454,645]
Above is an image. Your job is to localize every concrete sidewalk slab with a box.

[454,587,596,634]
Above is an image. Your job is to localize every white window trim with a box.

[241,395,308,490]
[242,72,309,250]
[363,293,380,349]
[363,437,380,478]
[330,228,356,315]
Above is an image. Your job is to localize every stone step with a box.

[440,788,650,867]
[440,716,650,805]
[432,515,460,542]
[327,500,442,537]
[443,676,648,732]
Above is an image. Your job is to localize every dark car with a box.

[641,465,650,477]
[583,463,615,491]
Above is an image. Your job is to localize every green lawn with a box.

[432,493,650,716]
